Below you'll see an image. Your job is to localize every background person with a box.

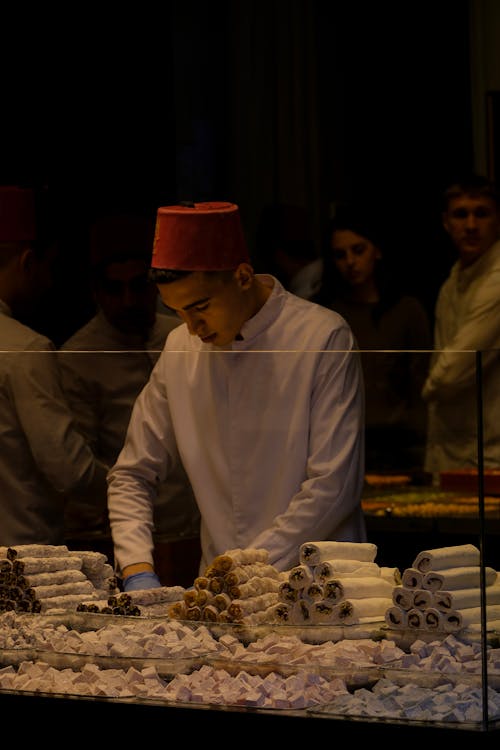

[313,204,432,474]
[0,185,109,546]
[59,213,200,585]
[107,201,366,591]
[422,174,500,480]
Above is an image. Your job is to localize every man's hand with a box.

[123,571,162,592]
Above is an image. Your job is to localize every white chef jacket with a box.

[0,299,108,545]
[422,239,500,474]
[59,309,200,541]
[108,275,366,573]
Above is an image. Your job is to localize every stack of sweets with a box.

[385,543,500,632]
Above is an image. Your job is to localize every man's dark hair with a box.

[442,174,500,211]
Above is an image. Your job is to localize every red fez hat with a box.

[0,186,37,242]
[152,201,250,271]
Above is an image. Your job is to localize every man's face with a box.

[157,268,249,347]
[97,259,158,335]
[443,195,500,268]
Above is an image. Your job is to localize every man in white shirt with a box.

[107,201,366,591]
[422,174,500,478]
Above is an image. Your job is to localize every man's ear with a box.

[234,262,254,289]
[18,246,35,275]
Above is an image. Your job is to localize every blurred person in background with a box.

[313,203,432,475]
[422,174,500,480]
[59,213,200,586]
[0,185,109,546]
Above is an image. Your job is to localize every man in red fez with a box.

[107,201,366,591]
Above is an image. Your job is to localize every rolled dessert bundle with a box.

[17,569,87,587]
[278,581,300,603]
[392,586,415,611]
[214,592,232,611]
[406,607,425,629]
[12,556,82,575]
[224,563,281,587]
[433,581,500,612]
[26,580,95,600]
[322,575,394,603]
[305,582,324,601]
[329,596,392,625]
[422,566,497,592]
[385,605,408,629]
[194,589,215,607]
[268,602,292,624]
[287,564,314,590]
[229,576,280,599]
[201,604,219,622]
[424,607,444,630]
[290,598,313,625]
[412,544,480,573]
[443,603,500,633]
[0,544,70,560]
[412,589,434,610]
[313,559,380,582]
[300,541,377,566]
[401,568,423,589]
[211,548,269,572]
[227,591,278,620]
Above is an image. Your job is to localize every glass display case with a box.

[1,347,500,740]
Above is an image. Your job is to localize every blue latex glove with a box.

[123,571,162,592]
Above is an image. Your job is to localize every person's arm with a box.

[423,274,500,402]
[12,340,109,492]
[107,362,177,582]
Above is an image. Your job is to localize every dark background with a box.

[0,1,483,344]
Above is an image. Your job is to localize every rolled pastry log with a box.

[268,602,292,624]
[229,576,281,599]
[168,601,187,619]
[287,564,314,590]
[12,556,82,575]
[422,566,497,592]
[305,582,324,601]
[330,596,392,625]
[401,568,423,589]
[17,569,87,587]
[406,607,425,629]
[412,589,434,610]
[392,586,414,611]
[212,548,269,572]
[123,586,185,606]
[385,605,408,629]
[290,599,313,625]
[323,576,393,603]
[443,604,500,632]
[214,592,232,611]
[227,591,278,620]
[299,541,377,566]
[0,544,69,560]
[433,581,500,612]
[224,563,281,586]
[278,581,300,603]
[313,559,380,582]
[412,544,480,573]
[41,593,98,612]
[424,607,444,630]
[27,581,94,600]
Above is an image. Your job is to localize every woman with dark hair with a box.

[313,204,432,474]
